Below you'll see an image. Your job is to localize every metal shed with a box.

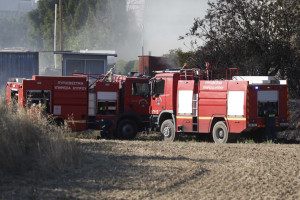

[55,50,117,76]
[0,50,39,90]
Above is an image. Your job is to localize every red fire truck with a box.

[83,73,150,139]
[7,76,89,130]
[149,68,289,143]
[7,73,150,139]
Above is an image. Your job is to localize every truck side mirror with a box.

[150,78,163,99]
[149,78,155,97]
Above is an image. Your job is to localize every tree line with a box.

[0,0,298,97]
[179,0,300,98]
[28,0,141,60]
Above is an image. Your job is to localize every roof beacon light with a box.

[255,86,259,90]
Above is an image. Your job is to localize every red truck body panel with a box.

[176,80,248,134]
[7,76,88,131]
[248,84,289,129]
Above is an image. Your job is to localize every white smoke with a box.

[141,0,209,56]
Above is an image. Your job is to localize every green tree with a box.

[115,59,128,74]
[183,0,300,97]
[165,49,197,68]
[115,59,139,75]
[28,0,141,66]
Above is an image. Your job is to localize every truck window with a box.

[154,79,165,95]
[258,102,278,117]
[257,90,278,117]
[132,82,149,97]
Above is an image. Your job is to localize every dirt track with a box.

[1,139,300,199]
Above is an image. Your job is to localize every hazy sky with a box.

[0,0,37,12]
[142,0,210,56]
[0,0,210,59]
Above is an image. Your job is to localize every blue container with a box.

[0,51,39,90]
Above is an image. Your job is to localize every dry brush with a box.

[0,96,82,178]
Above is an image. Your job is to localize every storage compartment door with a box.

[178,90,193,115]
[177,90,193,132]
[88,93,96,116]
[227,91,244,117]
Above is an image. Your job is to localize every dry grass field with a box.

[1,139,300,199]
[0,99,300,199]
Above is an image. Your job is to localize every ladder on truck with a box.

[192,93,198,132]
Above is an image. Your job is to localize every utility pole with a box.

[141,24,144,74]
[59,0,63,65]
[54,4,57,69]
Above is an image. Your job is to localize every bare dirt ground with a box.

[1,100,299,199]
[1,139,300,200]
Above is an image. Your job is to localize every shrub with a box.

[0,96,81,177]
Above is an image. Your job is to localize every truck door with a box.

[227,81,248,133]
[150,78,166,115]
[7,86,19,106]
[123,80,149,116]
[176,80,195,133]
[7,80,24,107]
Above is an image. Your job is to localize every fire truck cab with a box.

[84,73,150,139]
[149,68,289,143]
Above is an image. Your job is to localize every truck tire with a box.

[212,121,229,143]
[117,119,137,140]
[160,119,176,142]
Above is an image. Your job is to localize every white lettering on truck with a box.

[57,81,84,86]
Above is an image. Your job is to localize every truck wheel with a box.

[117,119,137,140]
[212,121,229,143]
[160,119,176,142]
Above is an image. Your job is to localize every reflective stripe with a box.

[176,116,193,119]
[197,117,246,121]
[268,114,275,117]
[198,117,212,120]
[65,120,86,124]
[226,117,246,121]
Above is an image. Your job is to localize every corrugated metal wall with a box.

[0,52,39,90]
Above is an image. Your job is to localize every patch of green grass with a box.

[237,139,255,144]
[264,140,274,144]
